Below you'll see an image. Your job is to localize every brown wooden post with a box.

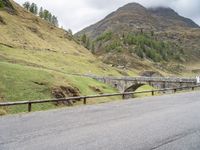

[28,102,32,112]
[192,87,194,91]
[83,98,87,105]
[122,94,125,99]
[174,89,177,93]
[152,91,155,96]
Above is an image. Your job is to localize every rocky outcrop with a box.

[51,86,80,106]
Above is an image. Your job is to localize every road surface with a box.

[1,92,200,150]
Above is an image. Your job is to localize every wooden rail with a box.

[0,85,200,112]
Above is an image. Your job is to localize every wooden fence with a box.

[0,85,200,112]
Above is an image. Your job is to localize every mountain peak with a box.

[120,2,145,9]
[117,2,147,12]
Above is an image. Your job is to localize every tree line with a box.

[89,31,184,62]
[81,34,95,53]
[23,1,59,27]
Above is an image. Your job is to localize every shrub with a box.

[105,41,122,52]
[135,47,144,59]
[96,31,112,42]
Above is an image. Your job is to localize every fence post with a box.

[152,91,155,96]
[192,87,194,91]
[174,89,177,93]
[122,94,125,99]
[83,98,87,105]
[28,102,32,112]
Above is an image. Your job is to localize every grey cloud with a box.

[15,0,200,33]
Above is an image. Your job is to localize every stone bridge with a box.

[80,74,197,93]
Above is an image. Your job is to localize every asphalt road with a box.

[1,92,200,150]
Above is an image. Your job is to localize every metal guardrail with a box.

[0,85,200,112]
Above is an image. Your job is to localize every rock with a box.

[51,86,80,106]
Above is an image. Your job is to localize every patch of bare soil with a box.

[52,86,80,106]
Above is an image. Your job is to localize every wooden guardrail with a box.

[0,85,200,112]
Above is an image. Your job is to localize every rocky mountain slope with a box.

[76,3,200,74]
[77,3,199,38]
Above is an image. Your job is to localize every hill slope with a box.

[76,3,200,74]
[1,0,138,114]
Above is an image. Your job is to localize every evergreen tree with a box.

[48,13,52,22]
[39,7,44,18]
[43,9,49,20]
[23,1,30,10]
[30,3,38,15]
[52,16,58,27]
[86,38,90,49]
[81,34,87,44]
[91,42,95,54]
[34,4,38,15]
[22,2,59,27]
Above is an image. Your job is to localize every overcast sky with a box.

[14,0,200,33]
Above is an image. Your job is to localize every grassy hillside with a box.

[0,0,138,115]
[0,61,121,114]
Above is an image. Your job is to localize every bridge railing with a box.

[0,85,200,113]
[79,74,197,83]
[72,74,197,83]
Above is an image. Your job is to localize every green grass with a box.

[0,44,122,76]
[134,85,156,98]
[0,61,119,114]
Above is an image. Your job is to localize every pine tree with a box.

[30,3,38,15]
[22,2,59,27]
[23,1,30,11]
[81,34,87,44]
[52,16,58,27]
[39,7,44,18]
[43,9,49,20]
[91,42,95,54]
[34,4,38,15]
[48,13,52,22]
[86,38,90,49]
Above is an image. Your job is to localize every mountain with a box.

[148,7,199,29]
[76,3,200,74]
[77,3,199,39]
